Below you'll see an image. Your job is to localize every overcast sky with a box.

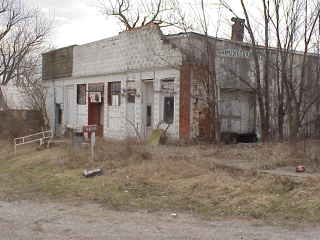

[26,0,122,48]
[24,0,245,49]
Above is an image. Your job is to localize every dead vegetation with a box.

[0,139,319,226]
[0,111,43,139]
[210,141,320,171]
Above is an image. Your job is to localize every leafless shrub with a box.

[18,55,50,129]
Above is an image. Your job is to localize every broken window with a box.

[77,84,86,105]
[164,96,174,124]
[108,82,121,106]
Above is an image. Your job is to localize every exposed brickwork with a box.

[198,107,213,138]
[190,64,215,139]
[179,64,192,139]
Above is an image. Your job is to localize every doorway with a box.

[88,84,104,137]
[143,81,154,138]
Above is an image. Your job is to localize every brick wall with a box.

[179,64,192,139]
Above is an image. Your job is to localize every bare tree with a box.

[189,0,220,141]
[18,54,50,129]
[97,0,184,30]
[220,0,273,141]
[221,0,320,141]
[283,1,320,139]
[0,0,51,110]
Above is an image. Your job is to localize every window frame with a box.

[127,94,135,103]
[77,84,87,105]
[163,96,174,124]
[108,82,121,106]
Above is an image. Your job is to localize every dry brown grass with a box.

[53,139,152,170]
[0,138,320,226]
[209,142,311,170]
[0,139,12,157]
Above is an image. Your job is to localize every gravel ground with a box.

[0,200,319,240]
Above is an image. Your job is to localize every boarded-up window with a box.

[108,82,121,106]
[77,84,86,105]
[164,96,174,124]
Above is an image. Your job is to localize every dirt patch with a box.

[1,200,320,240]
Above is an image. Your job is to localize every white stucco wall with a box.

[73,25,182,78]
[44,24,183,139]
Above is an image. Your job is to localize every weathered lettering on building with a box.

[218,48,251,58]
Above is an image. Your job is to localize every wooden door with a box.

[88,100,103,136]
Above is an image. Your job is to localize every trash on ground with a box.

[83,168,103,178]
[146,129,164,146]
[296,165,306,173]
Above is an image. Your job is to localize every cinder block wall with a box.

[44,24,185,139]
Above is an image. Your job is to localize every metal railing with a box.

[14,130,53,155]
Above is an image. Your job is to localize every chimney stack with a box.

[231,17,245,42]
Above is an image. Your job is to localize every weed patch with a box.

[0,139,320,226]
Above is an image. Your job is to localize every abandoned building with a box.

[42,18,319,141]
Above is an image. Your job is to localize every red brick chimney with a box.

[231,17,245,41]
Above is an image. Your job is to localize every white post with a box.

[91,131,96,161]
[14,139,16,155]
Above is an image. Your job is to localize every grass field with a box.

[0,139,320,226]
